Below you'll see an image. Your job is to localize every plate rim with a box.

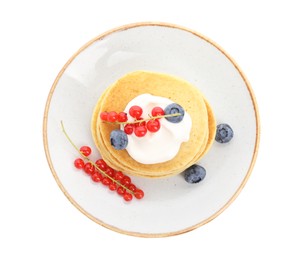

[43,21,260,237]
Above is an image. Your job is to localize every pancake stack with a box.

[91,71,216,178]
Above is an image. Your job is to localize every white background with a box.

[1,0,301,259]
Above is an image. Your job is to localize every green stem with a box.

[61,121,133,194]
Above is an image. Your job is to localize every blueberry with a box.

[184,164,206,184]
[215,123,234,143]
[110,130,128,150]
[164,103,185,123]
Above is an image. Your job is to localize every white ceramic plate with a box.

[44,22,259,237]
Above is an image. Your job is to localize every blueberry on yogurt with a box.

[215,123,234,143]
[164,103,185,123]
[184,164,206,184]
[110,130,128,150]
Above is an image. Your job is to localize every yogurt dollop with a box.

[122,94,192,164]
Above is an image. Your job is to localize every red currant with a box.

[74,158,85,169]
[100,112,108,121]
[128,184,137,192]
[84,162,95,175]
[114,171,124,181]
[91,173,102,182]
[80,146,91,156]
[107,111,118,122]
[134,118,146,127]
[95,159,108,171]
[105,168,115,177]
[109,183,117,191]
[134,189,144,199]
[151,107,165,116]
[117,186,126,195]
[129,105,143,119]
[134,125,147,137]
[121,176,131,186]
[118,112,128,122]
[102,177,111,186]
[124,124,134,135]
[147,119,161,132]
[123,193,133,201]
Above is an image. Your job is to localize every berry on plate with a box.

[215,123,234,143]
[184,164,206,184]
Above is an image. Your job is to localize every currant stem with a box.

[60,121,133,194]
[104,112,181,125]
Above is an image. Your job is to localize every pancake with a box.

[92,98,215,178]
[91,71,215,178]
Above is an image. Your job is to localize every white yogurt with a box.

[122,94,192,164]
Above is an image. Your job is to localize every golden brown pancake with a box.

[91,71,216,178]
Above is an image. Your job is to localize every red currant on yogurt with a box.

[147,119,161,132]
[134,125,147,137]
[151,107,165,116]
[124,124,134,135]
[129,105,143,119]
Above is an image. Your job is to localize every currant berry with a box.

[91,173,102,182]
[107,111,118,122]
[117,186,126,196]
[109,183,117,191]
[124,124,134,135]
[151,107,165,116]
[121,176,131,186]
[134,125,147,137]
[134,118,146,127]
[123,193,133,201]
[84,162,95,175]
[80,146,91,156]
[128,184,137,192]
[100,112,108,121]
[134,189,144,199]
[147,119,161,132]
[74,158,85,169]
[114,171,124,181]
[118,112,128,122]
[129,106,143,119]
[95,159,108,171]
[102,177,111,186]
[105,168,115,177]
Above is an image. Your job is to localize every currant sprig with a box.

[101,107,181,126]
[100,105,182,139]
[61,121,144,201]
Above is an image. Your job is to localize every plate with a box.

[43,22,260,237]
